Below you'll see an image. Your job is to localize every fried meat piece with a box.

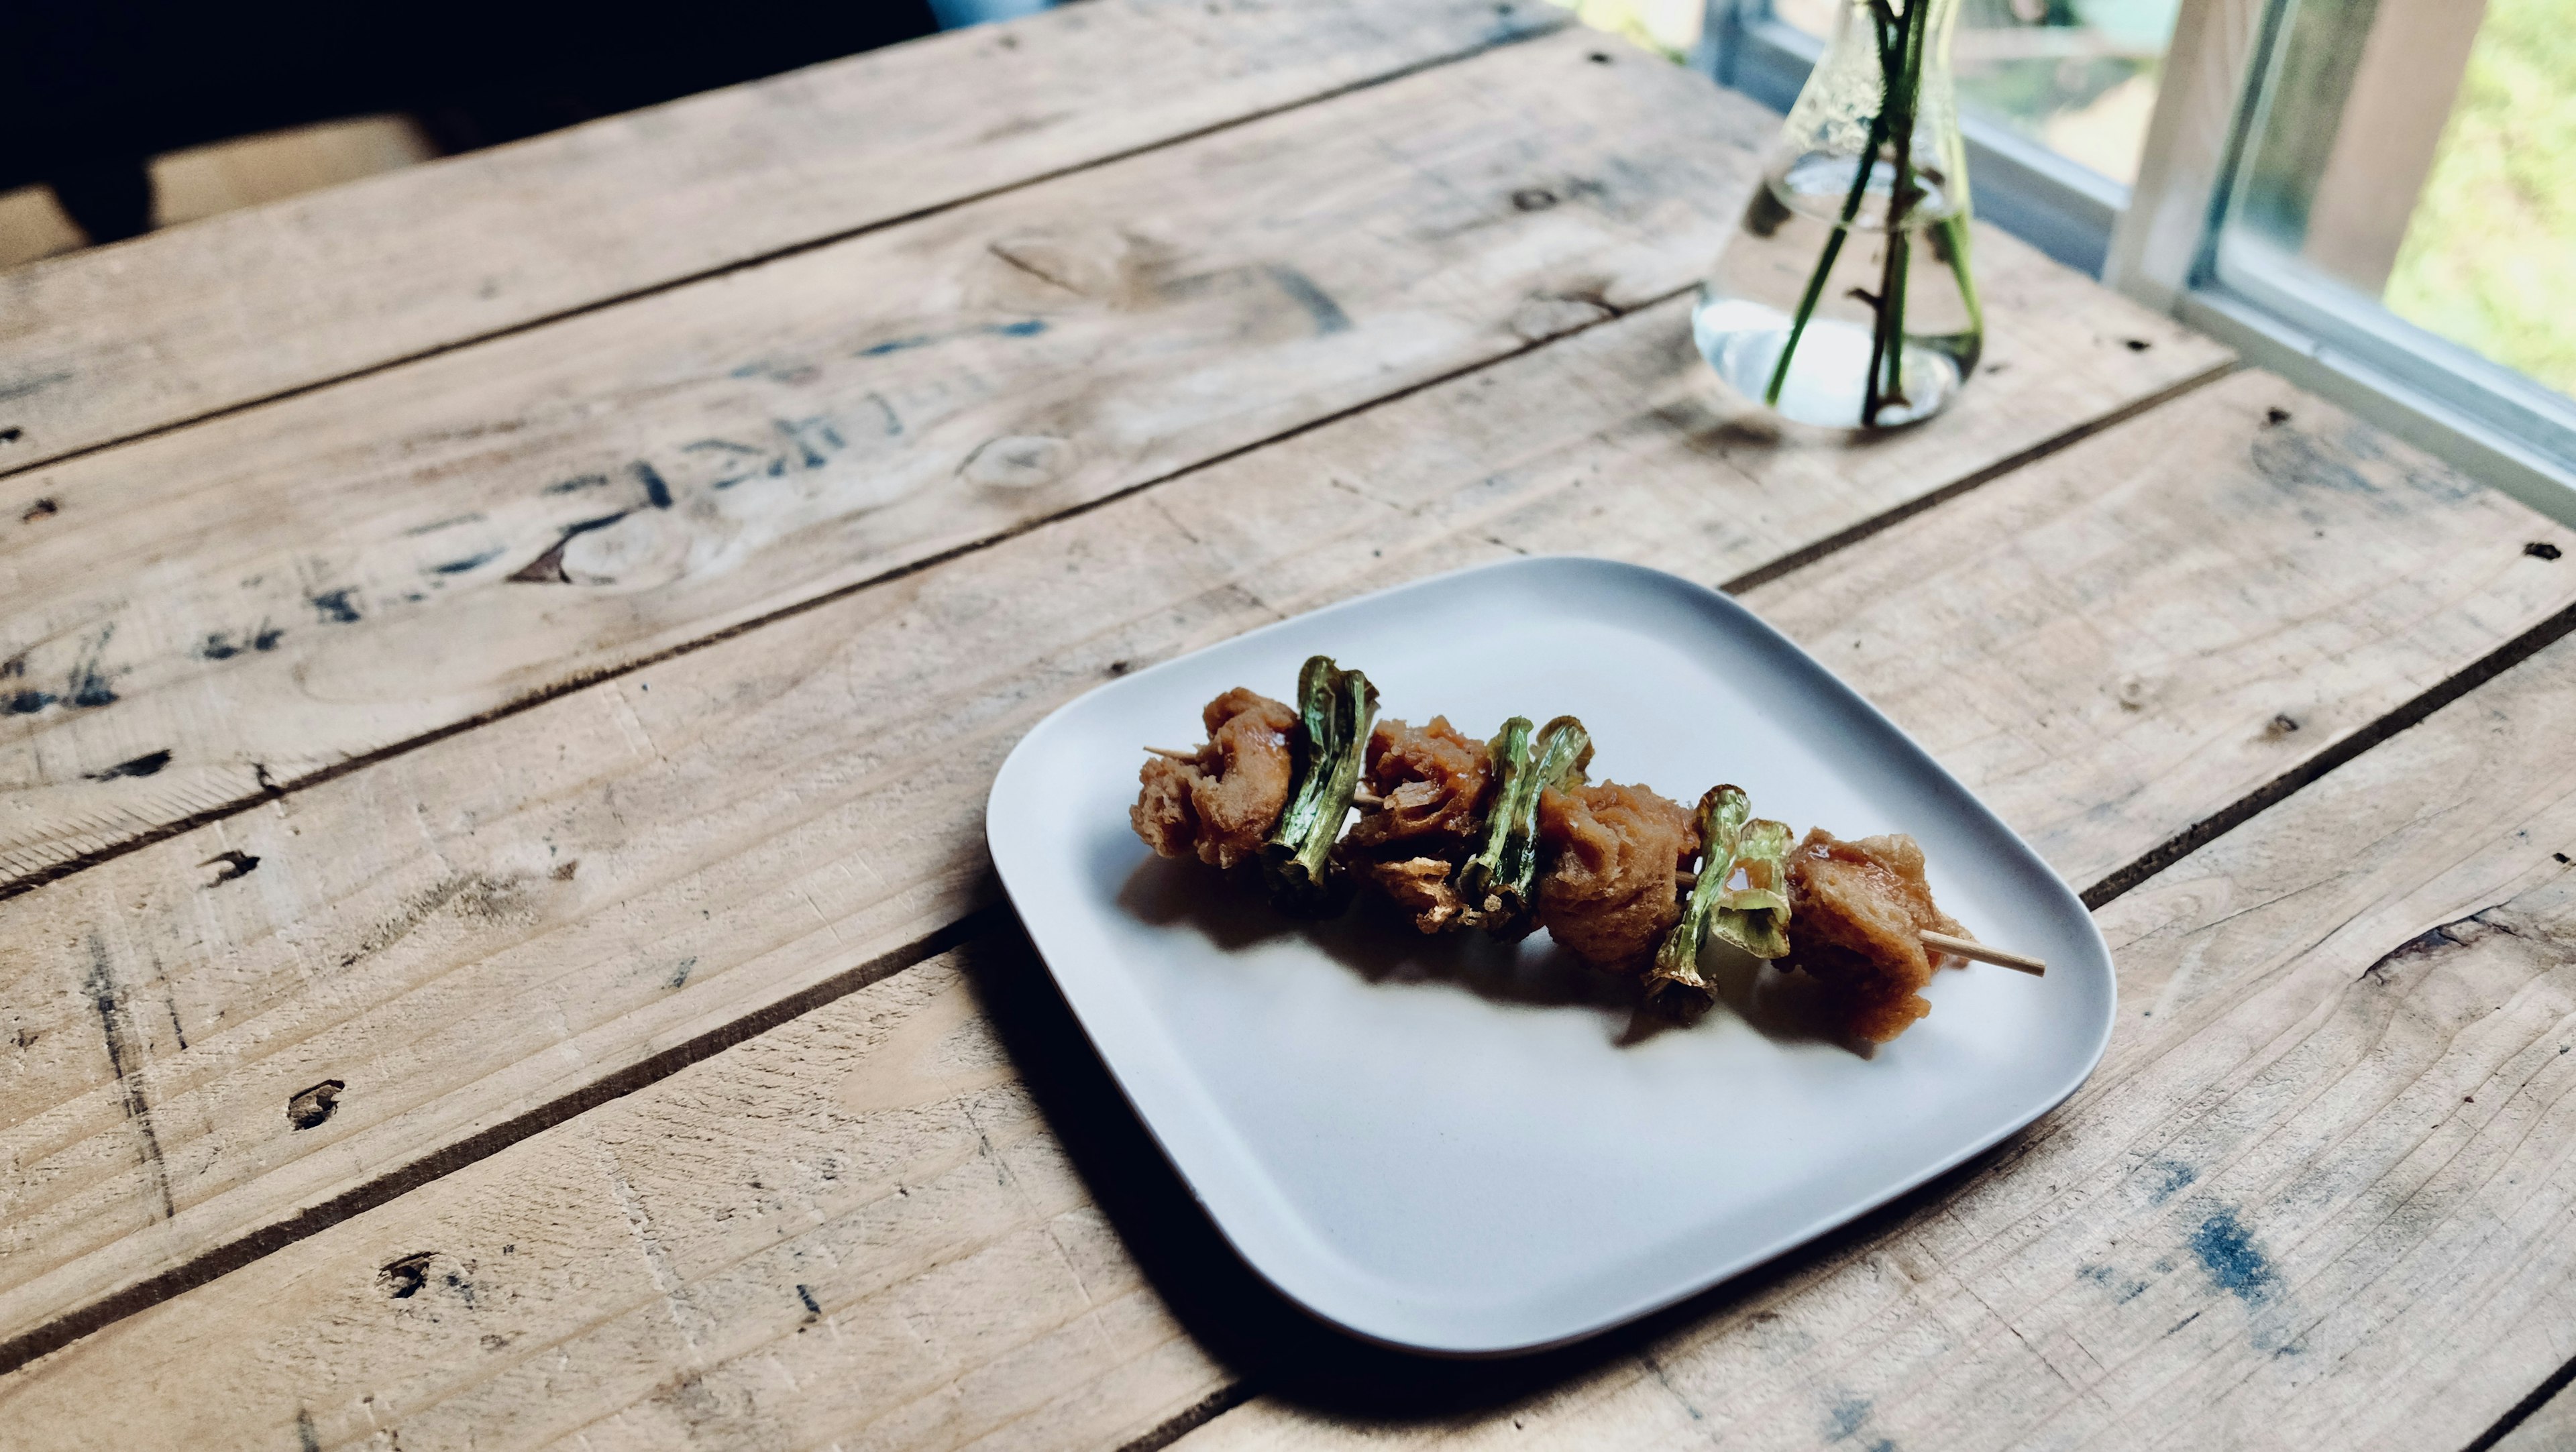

[1348,716,1492,852]
[1128,688,1299,869]
[1358,856,1470,933]
[1784,829,1968,1043]
[1345,716,1491,932]
[1533,781,1700,972]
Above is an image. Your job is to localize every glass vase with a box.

[1692,0,1984,429]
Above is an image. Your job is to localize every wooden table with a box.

[4,3,2575,1447]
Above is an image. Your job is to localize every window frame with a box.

[1697,0,2576,522]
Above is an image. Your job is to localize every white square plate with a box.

[986,556,2114,1355]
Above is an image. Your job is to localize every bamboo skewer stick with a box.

[1676,869,2045,975]
[1921,930,2045,976]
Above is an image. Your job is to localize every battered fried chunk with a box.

[1128,688,1299,869]
[1534,781,1700,973]
[1358,856,1470,933]
[1348,716,1492,853]
[1784,828,1969,1043]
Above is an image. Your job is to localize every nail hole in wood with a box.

[288,1079,345,1130]
[379,1252,434,1298]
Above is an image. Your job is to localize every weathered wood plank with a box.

[0,943,1238,1452]
[4,370,2572,1449]
[0,262,2216,1366]
[0,27,1774,892]
[1168,561,2576,1452]
[0,0,1562,476]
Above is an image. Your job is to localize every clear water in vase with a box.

[1693,153,1983,429]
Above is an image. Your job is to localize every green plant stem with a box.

[1760,107,1890,408]
[1260,655,1377,915]
[1938,212,1984,365]
[1863,0,1929,425]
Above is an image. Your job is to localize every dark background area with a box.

[2,0,940,244]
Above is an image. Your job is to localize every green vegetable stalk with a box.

[1645,789,1794,1020]
[1709,817,1793,960]
[1260,655,1378,915]
[1456,715,1592,932]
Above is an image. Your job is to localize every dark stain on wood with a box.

[543,472,612,496]
[336,871,534,969]
[309,589,363,624]
[1263,265,1352,335]
[85,934,176,1219]
[0,370,71,404]
[18,497,55,522]
[286,1079,345,1130]
[634,460,674,509]
[87,746,172,782]
[2188,1207,2279,1306]
[68,630,117,707]
[857,317,1052,357]
[2528,541,2563,561]
[0,427,23,443]
[428,549,504,576]
[200,849,260,885]
[401,512,488,537]
[197,623,284,661]
[88,746,171,782]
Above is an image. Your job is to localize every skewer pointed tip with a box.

[1922,930,2045,976]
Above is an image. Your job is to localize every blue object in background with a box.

[929,0,1049,27]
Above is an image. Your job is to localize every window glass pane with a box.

[2217,0,2575,414]
[1768,0,2182,183]
[1548,0,1708,58]
[2381,0,2575,397]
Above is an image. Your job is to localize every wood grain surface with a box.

[5,378,2576,1452]
[0,0,1561,476]
[0,27,1764,893]
[0,241,2218,1367]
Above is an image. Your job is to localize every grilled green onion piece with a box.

[1709,817,1793,960]
[1645,790,1793,1020]
[1645,785,1750,1017]
[1260,655,1379,915]
[1456,714,1592,931]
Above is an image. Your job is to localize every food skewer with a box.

[1131,655,2047,1042]
[1672,868,2045,975]
[1919,930,2046,976]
